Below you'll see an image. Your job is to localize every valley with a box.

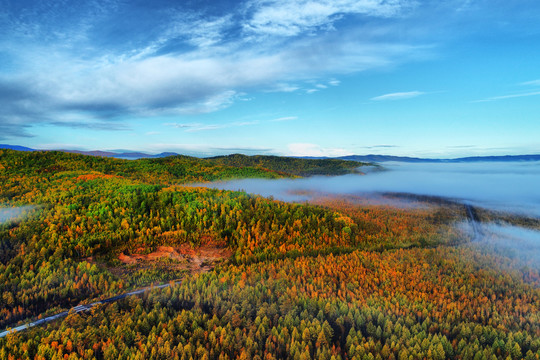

[1,150,539,359]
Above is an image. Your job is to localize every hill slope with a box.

[207,153,367,176]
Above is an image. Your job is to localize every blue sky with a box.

[1,0,540,157]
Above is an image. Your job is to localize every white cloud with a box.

[173,91,240,115]
[268,83,301,92]
[271,116,298,122]
[22,33,424,118]
[243,0,413,36]
[1,0,431,129]
[371,90,425,101]
[165,116,296,133]
[129,13,234,59]
[521,79,540,86]
[164,122,202,129]
[328,79,341,86]
[180,15,234,48]
[287,143,351,157]
[473,91,540,103]
[165,119,260,133]
[185,125,224,132]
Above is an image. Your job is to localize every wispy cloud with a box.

[303,79,343,94]
[210,146,274,153]
[328,79,341,86]
[185,125,225,132]
[173,15,234,49]
[473,91,540,103]
[49,121,130,131]
[359,145,399,149]
[0,122,34,140]
[371,91,425,101]
[267,83,300,92]
[473,78,540,102]
[447,145,476,149]
[520,79,540,86]
[165,115,296,132]
[163,123,202,129]
[243,0,414,36]
[271,116,298,122]
[3,35,425,130]
[287,143,352,157]
[165,120,260,133]
[172,91,241,115]
[144,143,273,157]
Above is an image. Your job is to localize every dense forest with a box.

[0,150,366,185]
[206,154,371,176]
[0,149,539,360]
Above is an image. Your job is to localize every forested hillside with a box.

[0,150,365,185]
[207,154,369,176]
[0,149,539,360]
[0,150,282,185]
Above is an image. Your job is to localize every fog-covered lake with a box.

[202,161,540,217]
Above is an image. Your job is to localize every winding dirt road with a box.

[0,282,179,338]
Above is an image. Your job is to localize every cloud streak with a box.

[243,0,414,36]
[371,91,425,101]
[165,115,297,132]
[359,145,399,149]
[271,116,298,122]
[474,91,540,103]
[520,79,540,86]
[287,143,352,157]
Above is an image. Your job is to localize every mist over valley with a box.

[201,160,540,267]
[202,161,540,216]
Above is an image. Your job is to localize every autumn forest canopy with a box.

[0,149,539,360]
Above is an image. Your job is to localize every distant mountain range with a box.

[0,144,176,159]
[0,144,34,152]
[1,144,540,162]
[338,154,540,163]
[59,149,179,159]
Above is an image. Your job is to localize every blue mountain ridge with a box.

[1,144,539,162]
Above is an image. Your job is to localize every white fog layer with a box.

[202,161,540,216]
[0,206,35,224]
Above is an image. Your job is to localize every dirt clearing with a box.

[118,241,232,273]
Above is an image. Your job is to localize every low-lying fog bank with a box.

[203,161,540,217]
[0,205,35,224]
[201,161,540,265]
[460,220,540,268]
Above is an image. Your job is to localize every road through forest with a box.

[0,282,179,338]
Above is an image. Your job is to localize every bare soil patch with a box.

[118,240,232,274]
